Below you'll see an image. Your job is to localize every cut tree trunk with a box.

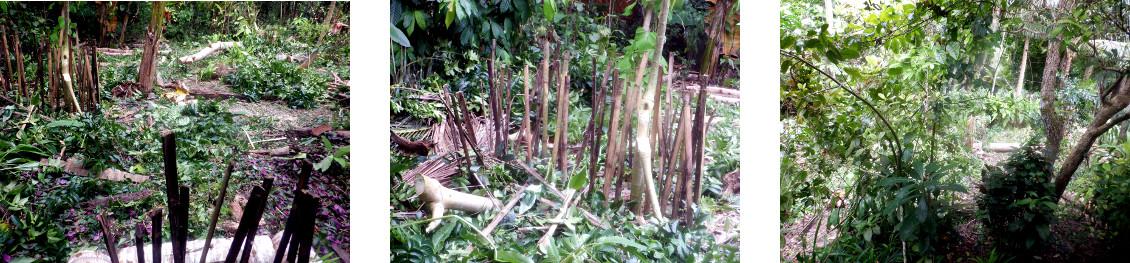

[415,175,496,232]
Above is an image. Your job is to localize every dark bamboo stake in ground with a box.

[238,178,273,263]
[135,222,145,263]
[96,212,119,263]
[151,208,163,263]
[161,131,187,263]
[225,184,268,263]
[200,159,236,263]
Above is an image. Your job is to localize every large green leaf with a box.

[543,0,556,22]
[596,236,647,251]
[391,25,413,48]
[495,250,534,263]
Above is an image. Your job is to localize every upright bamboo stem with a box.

[601,70,624,197]
[522,65,533,162]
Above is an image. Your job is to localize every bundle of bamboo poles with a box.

[0,3,101,113]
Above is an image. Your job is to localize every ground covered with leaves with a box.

[0,2,349,262]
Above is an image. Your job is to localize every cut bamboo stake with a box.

[239,179,274,263]
[225,186,267,263]
[14,26,26,100]
[553,53,571,177]
[677,93,695,219]
[589,58,613,190]
[521,65,533,163]
[152,208,163,263]
[96,212,120,263]
[538,39,552,160]
[661,93,690,216]
[1,25,11,94]
[601,70,624,197]
[691,84,708,206]
[135,222,145,263]
[200,160,236,263]
[161,131,182,263]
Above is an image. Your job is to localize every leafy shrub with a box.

[978,139,1058,252]
[1088,141,1130,244]
[224,59,331,109]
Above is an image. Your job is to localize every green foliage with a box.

[315,136,350,172]
[223,58,332,109]
[1087,140,1130,245]
[978,140,1058,252]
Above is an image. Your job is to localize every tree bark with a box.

[1039,40,1065,163]
[138,1,166,92]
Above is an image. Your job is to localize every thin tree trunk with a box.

[1016,36,1029,96]
[60,4,82,113]
[633,0,672,217]
[118,9,130,48]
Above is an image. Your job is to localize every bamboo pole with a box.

[0,25,10,94]
[538,39,552,161]
[601,71,624,197]
[200,160,236,263]
[521,65,533,162]
[13,26,25,100]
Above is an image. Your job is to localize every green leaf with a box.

[315,156,334,172]
[45,119,83,128]
[597,236,647,251]
[621,0,636,16]
[495,250,534,263]
[446,1,457,28]
[781,36,796,49]
[390,25,412,48]
[543,0,556,22]
[415,11,427,30]
[569,170,587,191]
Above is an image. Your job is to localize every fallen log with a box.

[177,42,241,64]
[249,146,291,157]
[987,143,1021,153]
[97,48,136,56]
[80,190,155,209]
[415,175,497,232]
